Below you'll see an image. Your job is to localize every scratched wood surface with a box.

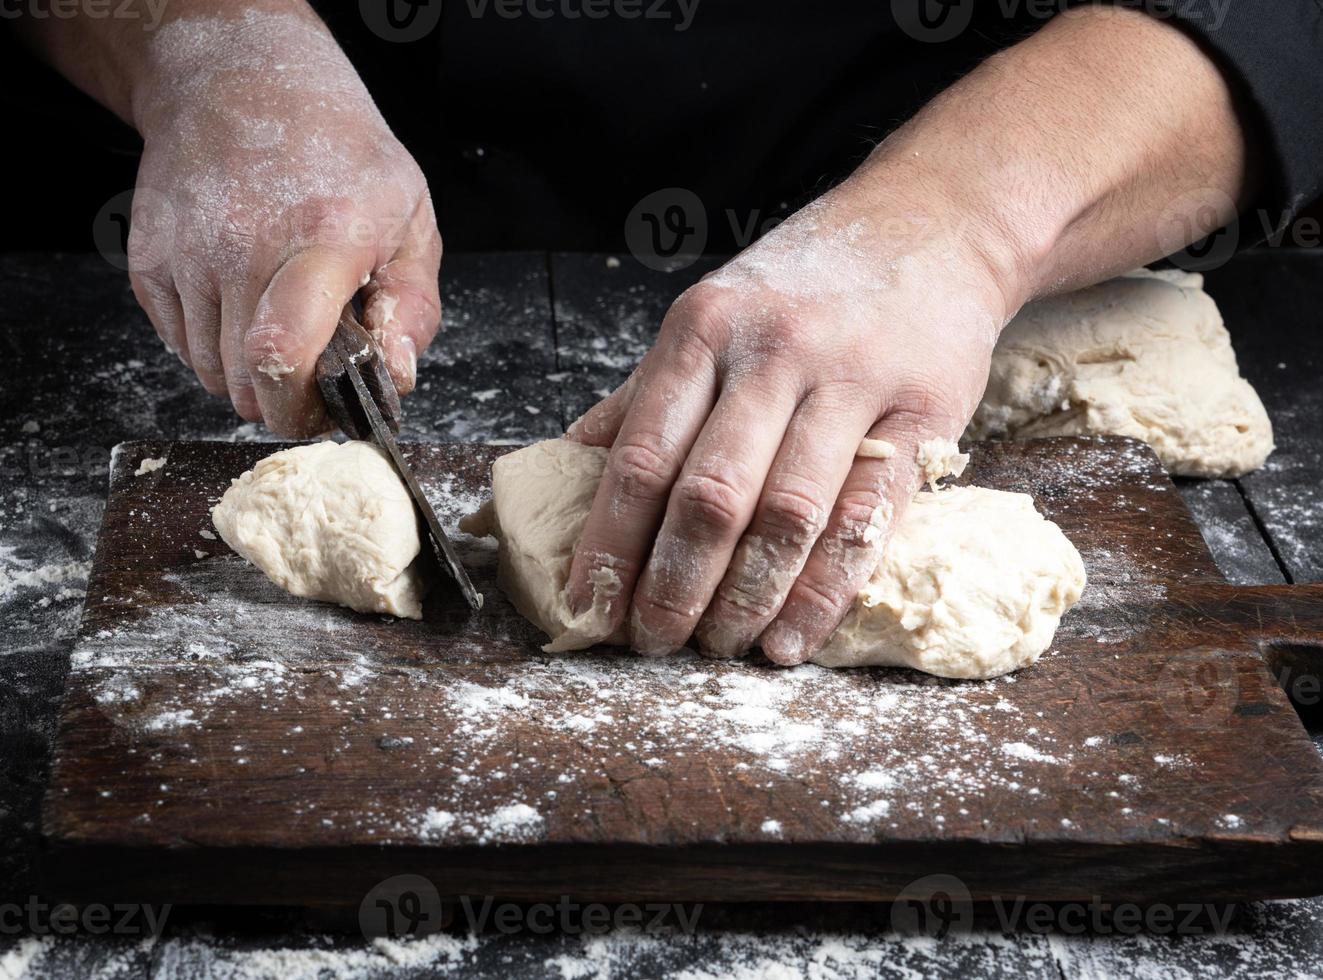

[40,433,1323,907]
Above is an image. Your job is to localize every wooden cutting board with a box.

[41,436,1323,907]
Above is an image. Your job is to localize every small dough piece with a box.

[812,485,1085,679]
[856,437,897,460]
[458,440,627,652]
[468,439,1084,678]
[967,268,1273,477]
[915,438,969,490]
[135,457,166,476]
[212,441,427,618]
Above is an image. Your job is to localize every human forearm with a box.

[841,4,1253,312]
[11,0,327,131]
[17,0,441,435]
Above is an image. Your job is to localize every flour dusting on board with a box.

[65,436,1232,851]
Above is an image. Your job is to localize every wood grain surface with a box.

[41,435,1323,907]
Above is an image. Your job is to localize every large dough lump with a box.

[968,269,1272,477]
[212,441,427,618]
[464,439,1085,679]
[813,484,1085,678]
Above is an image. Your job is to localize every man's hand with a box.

[16,2,441,436]
[566,189,1007,664]
[565,2,1252,664]
[127,11,440,435]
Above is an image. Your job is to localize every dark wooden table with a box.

[1,250,1319,978]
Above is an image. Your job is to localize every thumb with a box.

[362,197,443,396]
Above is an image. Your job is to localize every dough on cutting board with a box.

[212,441,427,618]
[459,440,627,652]
[967,268,1273,478]
[462,439,1085,679]
[812,484,1085,678]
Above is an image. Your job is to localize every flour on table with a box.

[967,268,1273,477]
[464,439,1085,678]
[212,441,427,618]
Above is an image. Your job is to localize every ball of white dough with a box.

[212,441,427,619]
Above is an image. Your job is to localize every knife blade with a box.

[316,310,483,612]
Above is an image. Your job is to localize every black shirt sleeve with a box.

[1163,0,1323,230]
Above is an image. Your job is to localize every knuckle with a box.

[610,435,677,502]
[635,590,701,627]
[661,288,731,365]
[672,469,748,538]
[759,485,829,547]
[832,490,884,543]
[674,281,739,333]
[788,573,850,623]
[889,376,962,427]
[242,330,296,381]
[715,579,781,620]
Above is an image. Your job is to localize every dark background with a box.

[0,3,1040,254]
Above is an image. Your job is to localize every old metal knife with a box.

[315,306,483,612]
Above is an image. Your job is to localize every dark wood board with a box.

[1175,479,1286,587]
[1204,254,1323,584]
[40,434,1323,908]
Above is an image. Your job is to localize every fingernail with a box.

[694,617,747,660]
[401,335,417,386]
[759,623,808,666]
[630,607,676,658]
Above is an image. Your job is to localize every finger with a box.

[246,243,376,437]
[562,339,720,636]
[628,379,797,656]
[219,280,266,423]
[693,390,876,659]
[362,196,443,396]
[565,372,638,448]
[759,419,929,666]
[129,269,189,367]
[178,279,227,397]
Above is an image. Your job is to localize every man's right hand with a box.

[123,9,441,435]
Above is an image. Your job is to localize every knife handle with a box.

[315,305,403,440]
